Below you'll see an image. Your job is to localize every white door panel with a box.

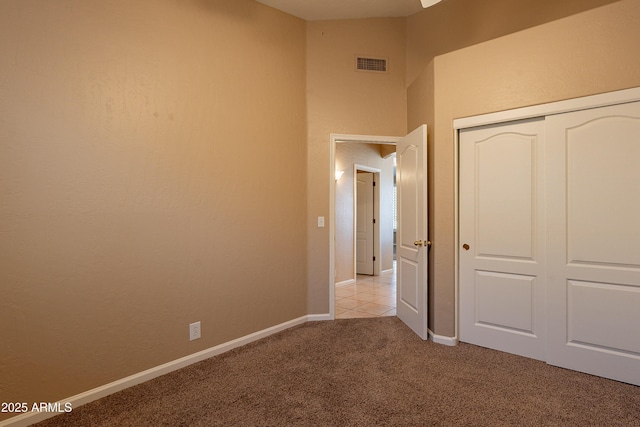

[356,172,374,275]
[460,119,546,360]
[400,259,419,310]
[474,271,536,334]
[546,101,640,385]
[567,280,640,355]
[475,134,535,259]
[565,118,640,267]
[397,125,428,339]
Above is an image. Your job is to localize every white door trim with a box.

[453,86,640,340]
[454,87,640,130]
[330,134,401,319]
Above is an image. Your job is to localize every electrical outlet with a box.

[189,321,201,341]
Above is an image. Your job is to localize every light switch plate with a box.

[317,216,325,228]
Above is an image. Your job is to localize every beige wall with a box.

[3,0,640,420]
[408,0,640,336]
[406,0,621,86]
[0,0,306,419]
[335,143,395,283]
[306,18,407,313]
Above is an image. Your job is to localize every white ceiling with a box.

[255,0,426,21]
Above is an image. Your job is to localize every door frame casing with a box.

[453,86,640,340]
[330,133,401,319]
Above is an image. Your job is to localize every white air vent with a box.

[355,56,388,73]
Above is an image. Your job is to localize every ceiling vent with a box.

[355,56,388,73]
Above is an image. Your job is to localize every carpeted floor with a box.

[36,317,640,426]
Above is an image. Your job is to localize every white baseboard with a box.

[335,279,355,288]
[307,313,332,322]
[0,315,311,427]
[429,329,458,346]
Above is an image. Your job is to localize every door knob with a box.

[462,243,470,251]
[414,240,423,247]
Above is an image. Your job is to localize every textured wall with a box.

[306,18,407,314]
[406,0,621,86]
[0,0,307,420]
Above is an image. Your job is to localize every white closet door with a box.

[459,119,546,360]
[546,101,640,386]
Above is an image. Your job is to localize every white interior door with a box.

[396,125,428,339]
[459,118,546,360]
[546,101,640,385]
[356,172,374,275]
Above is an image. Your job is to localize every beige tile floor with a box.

[335,263,396,319]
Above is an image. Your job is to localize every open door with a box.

[396,125,428,339]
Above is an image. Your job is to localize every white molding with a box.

[353,164,382,173]
[453,116,460,353]
[307,313,332,322]
[333,134,401,145]
[454,87,640,130]
[429,329,458,346]
[0,316,311,427]
[335,278,356,288]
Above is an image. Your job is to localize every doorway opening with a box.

[329,133,400,319]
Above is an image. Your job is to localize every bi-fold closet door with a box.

[459,100,640,386]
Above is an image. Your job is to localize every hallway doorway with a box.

[329,133,400,319]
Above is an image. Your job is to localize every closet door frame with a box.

[453,86,640,342]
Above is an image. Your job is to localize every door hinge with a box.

[373,256,376,261]
[373,218,376,224]
[373,181,376,186]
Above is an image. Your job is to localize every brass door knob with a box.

[463,243,470,251]
[414,240,423,247]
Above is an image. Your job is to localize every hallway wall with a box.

[306,18,407,314]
